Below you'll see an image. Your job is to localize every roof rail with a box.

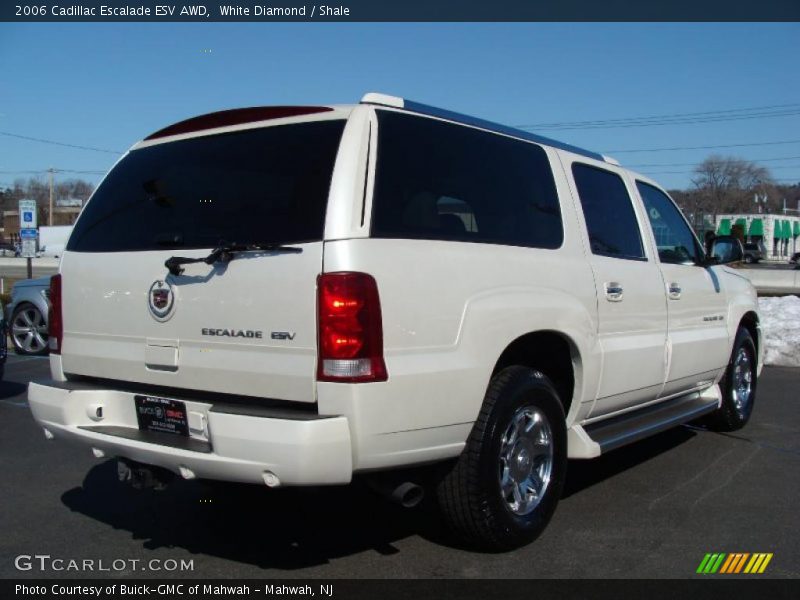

[360,92,606,162]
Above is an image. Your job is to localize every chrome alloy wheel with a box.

[499,406,554,516]
[12,306,48,354]
[731,347,754,416]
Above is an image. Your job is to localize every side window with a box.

[636,181,701,265]
[371,111,563,249]
[572,164,645,260]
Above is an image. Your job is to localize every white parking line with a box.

[5,354,49,364]
[0,399,28,407]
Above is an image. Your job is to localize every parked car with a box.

[790,252,800,265]
[0,241,17,257]
[0,298,7,379]
[28,93,762,550]
[743,242,763,264]
[6,276,50,356]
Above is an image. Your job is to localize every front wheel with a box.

[706,327,757,431]
[435,366,567,550]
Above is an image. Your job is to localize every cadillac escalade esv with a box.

[28,93,762,550]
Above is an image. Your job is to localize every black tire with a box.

[705,327,757,431]
[10,303,49,356]
[435,366,567,551]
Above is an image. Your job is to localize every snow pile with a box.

[758,295,800,367]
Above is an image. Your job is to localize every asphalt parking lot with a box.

[1,355,798,579]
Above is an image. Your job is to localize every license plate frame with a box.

[134,395,189,436]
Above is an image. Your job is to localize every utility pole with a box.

[48,167,55,226]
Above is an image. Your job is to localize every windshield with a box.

[68,119,346,252]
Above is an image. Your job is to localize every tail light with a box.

[317,272,387,383]
[48,274,62,354]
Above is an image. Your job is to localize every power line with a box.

[530,109,800,131]
[627,155,800,169]
[515,102,800,128]
[0,131,122,154]
[607,138,800,154]
[0,168,106,175]
[515,102,800,131]
[639,164,800,176]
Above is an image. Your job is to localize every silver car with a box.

[6,276,50,356]
[0,298,7,378]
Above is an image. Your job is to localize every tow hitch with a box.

[117,458,175,491]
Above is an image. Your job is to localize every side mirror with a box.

[710,235,744,265]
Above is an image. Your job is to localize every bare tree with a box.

[0,177,95,229]
[691,155,774,216]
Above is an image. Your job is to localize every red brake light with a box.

[145,106,333,140]
[48,274,62,354]
[317,272,387,383]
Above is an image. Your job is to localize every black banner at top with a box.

[2,0,800,22]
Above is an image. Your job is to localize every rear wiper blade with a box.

[165,242,303,276]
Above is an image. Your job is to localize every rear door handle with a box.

[668,283,682,300]
[605,282,624,302]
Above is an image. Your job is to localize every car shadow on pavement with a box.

[61,460,451,569]
[0,380,28,399]
[563,425,696,498]
[60,427,698,566]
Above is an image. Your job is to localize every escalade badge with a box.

[148,280,175,321]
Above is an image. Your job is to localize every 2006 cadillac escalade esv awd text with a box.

[28,93,762,550]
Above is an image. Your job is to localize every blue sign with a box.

[19,228,37,239]
[23,211,33,222]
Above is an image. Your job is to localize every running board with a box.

[583,387,720,453]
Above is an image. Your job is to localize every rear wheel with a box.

[706,327,757,431]
[10,303,49,356]
[435,366,567,550]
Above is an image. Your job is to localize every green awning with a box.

[717,218,731,235]
[784,221,793,238]
[748,218,764,236]
[794,221,800,236]
[775,220,788,239]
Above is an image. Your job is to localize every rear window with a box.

[371,111,563,249]
[68,120,345,252]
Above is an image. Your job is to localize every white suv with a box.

[28,93,762,550]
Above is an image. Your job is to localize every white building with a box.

[715,213,799,260]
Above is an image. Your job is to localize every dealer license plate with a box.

[134,395,189,436]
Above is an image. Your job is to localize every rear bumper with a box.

[28,380,353,486]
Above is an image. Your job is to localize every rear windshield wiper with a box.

[165,242,303,276]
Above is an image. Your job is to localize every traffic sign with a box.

[19,199,37,230]
[19,228,37,239]
[21,239,37,259]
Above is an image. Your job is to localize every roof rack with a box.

[360,92,606,163]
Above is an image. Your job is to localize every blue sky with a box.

[1,23,799,193]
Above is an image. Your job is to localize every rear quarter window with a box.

[68,120,345,252]
[371,111,563,249]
